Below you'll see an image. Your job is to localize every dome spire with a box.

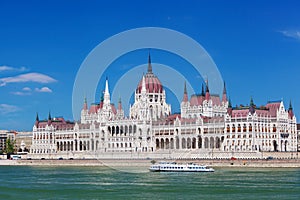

[148,52,152,73]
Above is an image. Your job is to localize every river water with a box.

[0,166,299,199]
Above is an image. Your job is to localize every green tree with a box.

[4,138,15,154]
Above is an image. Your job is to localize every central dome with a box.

[136,55,163,94]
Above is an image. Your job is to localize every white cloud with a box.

[0,65,28,72]
[279,30,300,40]
[0,104,19,114]
[11,91,31,96]
[0,66,14,71]
[11,86,53,95]
[0,72,57,86]
[22,87,31,91]
[35,87,52,93]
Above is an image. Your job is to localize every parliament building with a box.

[30,55,298,159]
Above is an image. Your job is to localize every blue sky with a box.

[1,0,300,131]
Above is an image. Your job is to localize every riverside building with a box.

[29,56,298,159]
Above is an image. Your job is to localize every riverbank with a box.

[1,158,300,168]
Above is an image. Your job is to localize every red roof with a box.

[89,104,99,114]
[211,95,221,106]
[265,102,281,117]
[136,73,163,93]
[190,95,205,106]
[189,94,221,106]
[231,109,250,118]
[231,101,281,118]
[36,117,74,130]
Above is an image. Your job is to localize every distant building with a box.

[15,131,32,153]
[29,55,298,159]
[297,124,300,152]
[0,130,17,153]
[0,130,8,153]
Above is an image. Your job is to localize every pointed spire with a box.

[47,111,52,125]
[147,52,152,73]
[182,81,188,102]
[118,96,122,110]
[48,111,51,120]
[205,79,210,100]
[83,96,88,110]
[289,100,293,110]
[222,81,227,102]
[205,79,209,93]
[36,112,39,121]
[201,84,205,96]
[105,77,109,95]
[104,77,110,104]
[288,100,294,119]
[35,112,39,126]
[223,81,227,94]
[250,96,254,107]
[249,96,255,114]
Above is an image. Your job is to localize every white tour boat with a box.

[149,162,214,172]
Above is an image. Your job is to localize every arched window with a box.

[133,125,137,133]
[129,125,132,134]
[238,124,241,132]
[232,124,236,132]
[273,124,276,132]
[243,124,247,132]
[249,124,252,132]
[226,125,230,133]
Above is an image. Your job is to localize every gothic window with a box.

[232,124,236,132]
[238,124,241,132]
[129,125,132,134]
[273,124,276,132]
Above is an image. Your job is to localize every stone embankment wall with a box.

[25,150,300,160]
[1,158,300,168]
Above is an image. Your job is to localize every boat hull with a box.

[149,162,214,172]
[149,169,214,172]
